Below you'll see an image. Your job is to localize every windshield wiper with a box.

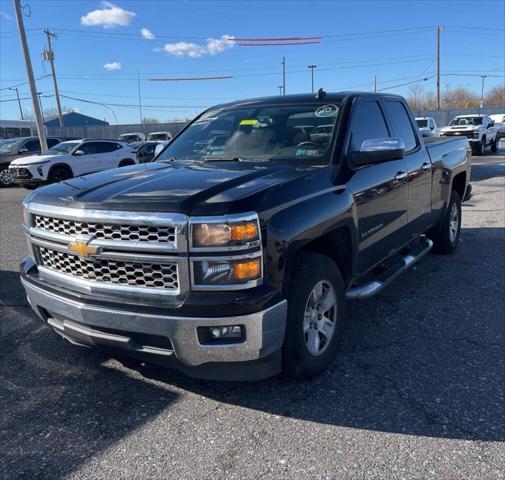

[203,156,245,162]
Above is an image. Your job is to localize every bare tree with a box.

[442,88,479,109]
[484,85,505,107]
[142,117,160,124]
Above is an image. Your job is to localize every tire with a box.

[47,166,72,184]
[428,190,462,254]
[0,167,14,187]
[491,137,498,153]
[476,137,486,156]
[118,159,134,167]
[282,253,346,379]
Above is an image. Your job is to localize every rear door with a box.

[95,141,122,169]
[384,100,432,238]
[346,99,409,272]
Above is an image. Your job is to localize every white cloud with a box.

[140,27,155,40]
[103,61,122,71]
[0,11,11,20]
[81,2,136,28]
[159,34,234,58]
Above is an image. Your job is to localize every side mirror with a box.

[18,147,28,154]
[488,122,494,128]
[348,138,405,168]
[154,143,165,158]
[73,150,85,156]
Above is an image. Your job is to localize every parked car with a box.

[119,132,145,143]
[147,131,173,141]
[0,136,63,187]
[439,114,499,155]
[20,92,471,381]
[137,141,168,163]
[9,139,137,188]
[415,117,440,137]
[489,113,505,139]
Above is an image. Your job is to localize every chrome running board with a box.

[346,237,433,300]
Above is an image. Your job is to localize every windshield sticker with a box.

[296,148,320,157]
[315,104,338,118]
[239,119,258,125]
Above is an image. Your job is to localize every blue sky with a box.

[1,0,504,124]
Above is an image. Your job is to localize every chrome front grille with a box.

[38,247,179,291]
[34,215,176,244]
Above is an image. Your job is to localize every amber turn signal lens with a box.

[231,222,259,242]
[232,258,261,281]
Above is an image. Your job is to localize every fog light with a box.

[209,325,242,338]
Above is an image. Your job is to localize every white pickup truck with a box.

[439,114,499,155]
[415,117,440,138]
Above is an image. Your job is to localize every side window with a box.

[47,139,60,148]
[95,142,117,153]
[80,142,99,155]
[5,127,21,138]
[349,101,389,152]
[24,139,41,152]
[20,128,31,136]
[0,127,4,137]
[384,101,417,152]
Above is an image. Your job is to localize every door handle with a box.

[422,162,431,171]
[394,171,408,181]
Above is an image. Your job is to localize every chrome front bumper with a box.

[22,276,287,368]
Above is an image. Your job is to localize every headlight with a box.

[190,213,260,251]
[473,131,480,139]
[192,254,262,289]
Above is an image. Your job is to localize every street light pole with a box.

[9,87,24,119]
[480,75,487,109]
[37,92,45,123]
[308,64,317,93]
[13,0,47,152]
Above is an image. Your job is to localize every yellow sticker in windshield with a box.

[240,119,258,125]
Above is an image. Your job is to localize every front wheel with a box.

[428,190,462,254]
[282,253,346,379]
[491,137,498,153]
[0,168,13,187]
[47,166,72,184]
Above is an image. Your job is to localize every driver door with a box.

[72,142,100,176]
[346,100,409,272]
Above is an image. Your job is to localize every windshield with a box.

[46,142,79,155]
[156,103,341,164]
[0,138,21,154]
[450,117,483,126]
[149,133,167,140]
[416,119,428,128]
[120,135,140,142]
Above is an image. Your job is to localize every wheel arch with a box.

[47,162,74,179]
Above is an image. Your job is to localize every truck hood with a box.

[442,125,479,132]
[10,154,61,166]
[27,161,309,215]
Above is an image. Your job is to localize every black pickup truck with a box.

[20,92,471,380]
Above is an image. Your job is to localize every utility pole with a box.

[13,0,47,152]
[43,28,64,127]
[436,25,441,109]
[137,70,143,125]
[278,85,283,95]
[37,92,45,123]
[307,64,317,93]
[281,57,286,95]
[9,86,24,119]
[373,75,377,93]
[480,75,487,109]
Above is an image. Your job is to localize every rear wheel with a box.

[47,166,72,184]
[428,190,462,254]
[282,253,346,379]
[0,168,13,187]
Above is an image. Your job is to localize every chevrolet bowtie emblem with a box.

[68,238,98,258]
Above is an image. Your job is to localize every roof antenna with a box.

[316,88,326,100]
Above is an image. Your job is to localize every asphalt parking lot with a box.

[1,149,504,480]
